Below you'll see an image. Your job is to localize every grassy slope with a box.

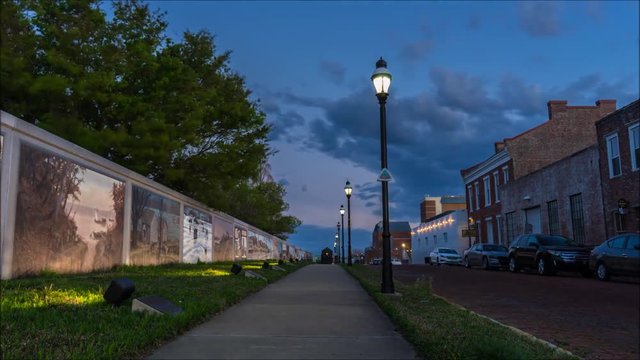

[1,261,307,359]
[344,265,577,360]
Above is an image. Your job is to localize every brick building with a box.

[461,100,617,246]
[420,195,466,222]
[368,221,412,263]
[500,145,605,246]
[596,100,640,237]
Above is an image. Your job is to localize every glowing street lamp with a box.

[344,181,353,266]
[340,205,346,264]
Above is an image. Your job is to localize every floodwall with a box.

[0,111,311,279]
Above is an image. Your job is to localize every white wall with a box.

[411,209,469,264]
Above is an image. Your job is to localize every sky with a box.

[147,1,639,256]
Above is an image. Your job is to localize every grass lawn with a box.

[344,265,577,360]
[1,260,308,359]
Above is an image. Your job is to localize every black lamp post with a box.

[334,233,338,264]
[344,181,353,266]
[372,57,394,293]
[340,205,346,264]
[468,217,474,248]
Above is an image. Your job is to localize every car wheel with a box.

[596,262,610,281]
[536,257,548,275]
[482,257,490,270]
[508,256,519,273]
[464,257,470,268]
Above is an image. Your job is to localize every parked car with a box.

[429,247,462,265]
[463,243,508,269]
[391,258,402,266]
[589,233,640,281]
[507,234,592,276]
[369,258,381,265]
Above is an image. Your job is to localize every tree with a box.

[0,0,301,238]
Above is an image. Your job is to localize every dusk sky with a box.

[148,1,639,255]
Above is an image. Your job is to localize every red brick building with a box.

[368,221,412,263]
[420,195,466,223]
[461,100,617,246]
[596,100,640,237]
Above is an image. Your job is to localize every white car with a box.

[391,258,402,266]
[429,247,462,265]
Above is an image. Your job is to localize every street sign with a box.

[377,168,393,182]
[618,198,629,208]
[462,229,477,237]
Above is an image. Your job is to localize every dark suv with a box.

[508,234,592,276]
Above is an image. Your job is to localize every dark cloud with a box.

[400,40,434,62]
[518,2,563,37]
[320,60,347,85]
[467,14,481,30]
[272,67,638,221]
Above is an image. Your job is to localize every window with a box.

[434,235,437,244]
[425,237,428,245]
[505,212,516,246]
[502,166,510,184]
[608,236,626,249]
[626,234,639,250]
[606,133,621,178]
[493,171,500,202]
[467,185,474,211]
[483,176,491,206]
[474,182,480,210]
[547,200,559,235]
[570,193,585,244]
[444,232,448,243]
[629,123,639,171]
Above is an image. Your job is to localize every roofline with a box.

[461,149,511,184]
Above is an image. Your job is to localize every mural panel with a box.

[182,206,213,263]
[234,226,247,260]
[130,186,180,265]
[13,144,124,276]
[212,216,234,261]
[246,230,259,259]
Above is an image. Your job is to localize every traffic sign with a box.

[377,168,393,182]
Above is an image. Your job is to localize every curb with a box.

[430,292,580,359]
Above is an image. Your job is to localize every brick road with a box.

[391,264,639,360]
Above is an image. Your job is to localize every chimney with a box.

[547,100,567,120]
[494,141,505,153]
[596,99,616,114]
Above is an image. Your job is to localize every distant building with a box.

[420,195,466,223]
[461,100,616,245]
[411,210,469,264]
[369,221,412,263]
[596,100,640,237]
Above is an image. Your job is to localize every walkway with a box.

[148,264,417,359]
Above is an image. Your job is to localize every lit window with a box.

[606,133,621,177]
[629,123,639,171]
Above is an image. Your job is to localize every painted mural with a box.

[130,186,180,266]
[182,206,213,263]
[234,226,247,260]
[212,216,234,261]
[13,144,124,276]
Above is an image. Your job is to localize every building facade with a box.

[420,195,466,223]
[461,100,616,247]
[411,210,469,264]
[369,221,412,263]
[500,145,605,246]
[596,100,640,237]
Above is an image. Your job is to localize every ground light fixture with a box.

[371,57,394,293]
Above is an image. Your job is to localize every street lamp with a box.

[334,233,339,263]
[468,217,474,248]
[344,181,353,266]
[336,222,341,263]
[372,57,394,293]
[340,205,346,264]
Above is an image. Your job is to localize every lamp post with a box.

[336,222,341,263]
[468,217,474,247]
[340,205,346,264]
[334,234,339,264]
[371,57,394,293]
[344,181,353,266]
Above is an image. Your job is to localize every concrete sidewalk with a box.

[148,264,417,359]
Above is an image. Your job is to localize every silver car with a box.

[463,243,509,270]
[429,247,462,265]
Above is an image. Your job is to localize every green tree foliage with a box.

[0,0,301,238]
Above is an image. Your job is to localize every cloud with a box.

[518,2,563,37]
[320,60,347,85]
[400,40,434,63]
[271,66,638,223]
